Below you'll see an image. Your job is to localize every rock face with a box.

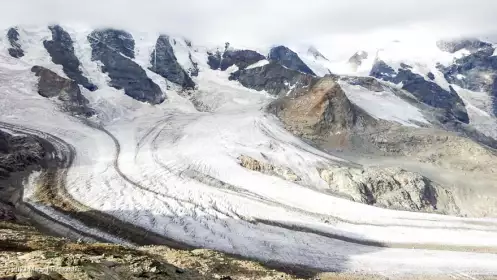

[268,46,315,75]
[0,219,296,280]
[88,29,165,104]
[31,66,94,116]
[207,49,265,71]
[238,155,301,182]
[268,77,374,137]
[44,25,97,91]
[207,51,222,70]
[0,130,45,179]
[436,38,493,54]
[89,29,135,58]
[188,53,199,77]
[229,62,316,96]
[340,76,384,92]
[320,166,459,214]
[149,35,195,89]
[7,27,24,58]
[370,60,469,123]
[427,72,435,80]
[438,47,497,115]
[220,50,265,70]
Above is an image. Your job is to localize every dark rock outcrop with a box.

[149,35,195,89]
[370,60,469,123]
[7,27,24,58]
[88,29,164,104]
[229,62,316,96]
[0,130,45,179]
[89,29,135,58]
[31,66,94,116]
[436,38,493,54]
[207,49,265,71]
[219,50,265,71]
[340,76,384,92]
[438,47,497,115]
[268,46,315,75]
[207,51,222,70]
[44,25,97,91]
[189,53,199,77]
[427,72,435,80]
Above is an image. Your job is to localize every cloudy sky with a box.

[3,0,497,57]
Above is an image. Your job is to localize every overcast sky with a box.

[2,0,497,57]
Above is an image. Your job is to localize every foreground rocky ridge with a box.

[0,213,302,280]
[5,212,493,280]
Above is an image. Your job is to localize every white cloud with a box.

[2,0,497,58]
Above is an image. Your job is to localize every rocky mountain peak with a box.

[7,27,24,58]
[88,29,165,104]
[149,34,196,90]
[268,76,374,136]
[268,45,316,75]
[229,61,316,96]
[44,25,98,91]
[207,48,265,71]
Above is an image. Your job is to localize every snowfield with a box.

[1,25,497,276]
[339,82,429,127]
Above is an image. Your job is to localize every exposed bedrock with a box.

[320,165,459,215]
[88,28,135,58]
[44,25,98,91]
[149,35,195,89]
[7,27,24,58]
[370,60,469,123]
[229,62,317,96]
[438,46,497,116]
[267,76,377,137]
[207,49,266,71]
[237,155,301,182]
[31,65,94,116]
[268,45,315,75]
[88,29,165,104]
[339,76,384,92]
[0,130,46,180]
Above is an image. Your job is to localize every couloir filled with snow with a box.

[1,25,497,276]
